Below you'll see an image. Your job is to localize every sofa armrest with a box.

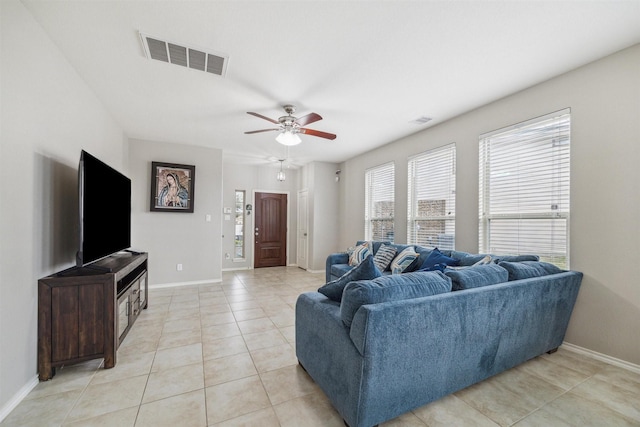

[326,252,349,282]
[295,292,367,426]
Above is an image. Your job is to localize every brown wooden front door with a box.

[254,192,287,268]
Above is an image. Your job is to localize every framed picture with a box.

[150,161,195,213]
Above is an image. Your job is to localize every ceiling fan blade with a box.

[296,112,323,127]
[244,128,279,134]
[247,112,279,124]
[300,128,337,140]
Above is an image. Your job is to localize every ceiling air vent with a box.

[409,116,433,125]
[139,32,229,77]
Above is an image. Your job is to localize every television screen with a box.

[76,150,131,267]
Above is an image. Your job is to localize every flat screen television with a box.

[76,150,131,267]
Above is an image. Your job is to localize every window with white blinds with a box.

[407,143,456,250]
[365,162,395,242]
[479,109,570,268]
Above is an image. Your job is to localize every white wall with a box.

[129,139,223,285]
[0,0,127,414]
[221,162,299,270]
[338,44,640,365]
[305,162,341,271]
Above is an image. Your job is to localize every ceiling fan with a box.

[245,104,337,146]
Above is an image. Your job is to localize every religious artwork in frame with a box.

[150,161,195,213]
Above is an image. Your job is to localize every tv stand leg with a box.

[39,364,55,381]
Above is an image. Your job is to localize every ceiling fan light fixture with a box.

[276,131,302,146]
[276,160,286,181]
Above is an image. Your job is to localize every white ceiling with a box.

[22,1,640,167]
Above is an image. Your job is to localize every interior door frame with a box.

[297,189,309,270]
[250,189,290,268]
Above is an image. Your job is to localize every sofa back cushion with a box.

[456,253,540,266]
[340,271,452,327]
[456,254,492,266]
[319,255,381,302]
[444,263,509,291]
[498,261,563,281]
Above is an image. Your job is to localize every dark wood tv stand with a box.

[38,252,148,381]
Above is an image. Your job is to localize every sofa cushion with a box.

[456,254,490,267]
[450,250,472,260]
[390,247,418,273]
[404,246,433,272]
[417,248,460,271]
[319,255,382,302]
[498,261,563,281]
[373,244,397,272]
[444,263,509,291]
[492,254,540,263]
[340,271,452,327]
[473,255,493,266]
[349,242,371,266]
[330,263,353,279]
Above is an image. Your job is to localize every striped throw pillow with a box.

[373,244,396,272]
[349,242,371,266]
[390,247,418,274]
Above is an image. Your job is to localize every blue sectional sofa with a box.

[325,240,538,282]
[297,248,582,427]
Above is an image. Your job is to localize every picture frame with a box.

[150,161,195,213]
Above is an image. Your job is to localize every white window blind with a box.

[479,109,570,268]
[407,143,456,250]
[365,162,395,242]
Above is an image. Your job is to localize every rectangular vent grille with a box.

[140,32,228,77]
[409,116,433,125]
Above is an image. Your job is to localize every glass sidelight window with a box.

[234,190,245,259]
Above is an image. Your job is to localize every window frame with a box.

[364,162,395,242]
[407,143,456,250]
[479,109,571,268]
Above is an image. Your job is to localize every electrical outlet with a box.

[225,253,230,259]
[176,263,183,271]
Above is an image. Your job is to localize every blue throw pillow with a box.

[318,255,381,302]
[498,261,563,281]
[340,271,452,327]
[404,246,433,272]
[445,263,508,291]
[417,248,460,271]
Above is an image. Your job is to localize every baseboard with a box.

[149,278,222,289]
[0,375,39,423]
[305,269,324,274]
[562,342,640,374]
[221,267,250,272]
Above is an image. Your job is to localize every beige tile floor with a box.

[3,267,639,426]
